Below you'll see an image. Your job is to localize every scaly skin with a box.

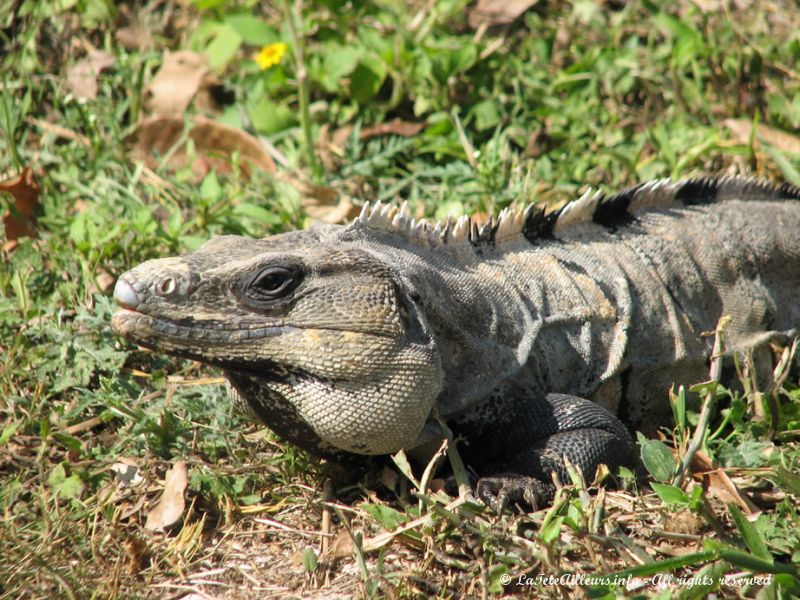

[113,177,800,511]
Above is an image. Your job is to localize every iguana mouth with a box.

[112,309,303,378]
[112,308,295,343]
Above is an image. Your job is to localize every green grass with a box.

[1,0,800,597]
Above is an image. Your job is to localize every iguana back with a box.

[444,181,800,428]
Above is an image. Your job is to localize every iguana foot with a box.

[476,474,555,513]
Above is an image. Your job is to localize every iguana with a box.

[112,176,800,511]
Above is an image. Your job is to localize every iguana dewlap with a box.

[112,177,800,510]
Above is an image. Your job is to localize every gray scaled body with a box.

[112,177,800,510]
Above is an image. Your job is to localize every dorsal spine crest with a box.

[346,176,800,251]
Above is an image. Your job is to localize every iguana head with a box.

[112,227,442,455]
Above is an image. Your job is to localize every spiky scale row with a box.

[352,195,548,249]
[552,189,605,232]
[348,176,800,251]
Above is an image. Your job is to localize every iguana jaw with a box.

[112,296,444,456]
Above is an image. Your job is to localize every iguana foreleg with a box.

[474,393,637,512]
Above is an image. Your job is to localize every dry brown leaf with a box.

[317,124,338,172]
[360,119,426,139]
[1,167,40,241]
[84,267,116,296]
[653,541,703,557]
[328,528,354,559]
[428,478,446,493]
[66,49,115,100]
[689,0,752,13]
[294,183,357,224]
[321,119,425,171]
[29,118,91,147]
[724,119,800,155]
[124,535,148,575]
[317,124,356,172]
[468,0,540,29]
[144,51,209,116]
[523,126,555,159]
[145,461,188,532]
[332,119,425,147]
[127,115,276,180]
[272,172,357,224]
[691,450,759,513]
[116,22,153,52]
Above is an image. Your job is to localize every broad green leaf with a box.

[774,465,800,496]
[638,435,676,483]
[688,485,704,511]
[318,45,362,92]
[192,0,227,9]
[48,463,85,499]
[471,99,501,131]
[361,503,408,530]
[247,98,296,135]
[728,503,771,560]
[51,432,82,452]
[390,450,419,488]
[677,560,726,600]
[205,23,243,71]
[651,482,689,507]
[350,55,387,103]
[670,385,687,432]
[180,235,208,251]
[689,381,719,397]
[166,209,183,239]
[763,143,800,187]
[654,13,706,65]
[237,494,262,506]
[302,547,318,573]
[0,421,19,445]
[225,14,277,46]
[200,172,222,201]
[539,515,565,544]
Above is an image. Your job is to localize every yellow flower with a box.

[253,42,287,70]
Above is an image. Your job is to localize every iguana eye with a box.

[156,276,177,296]
[248,266,301,300]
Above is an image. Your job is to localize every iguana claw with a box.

[476,474,555,513]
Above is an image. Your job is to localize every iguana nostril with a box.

[113,278,140,310]
[156,276,178,296]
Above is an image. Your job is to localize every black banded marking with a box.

[778,182,800,200]
[521,206,558,244]
[676,176,800,204]
[591,187,637,229]
[582,176,799,232]
[469,206,558,246]
[675,177,720,205]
